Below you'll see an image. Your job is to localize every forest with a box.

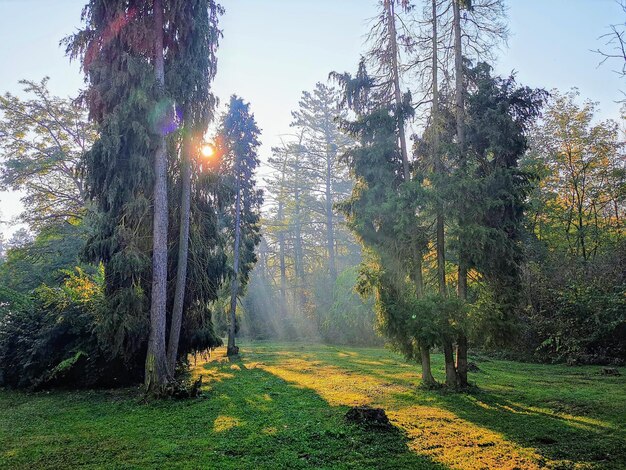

[0,1,625,469]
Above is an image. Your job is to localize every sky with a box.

[0,0,624,239]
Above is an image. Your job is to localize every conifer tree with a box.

[166,0,222,373]
[67,0,226,392]
[216,96,262,356]
[291,83,352,282]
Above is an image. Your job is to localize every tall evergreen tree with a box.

[67,0,226,393]
[291,83,352,282]
[216,96,262,356]
[166,0,222,373]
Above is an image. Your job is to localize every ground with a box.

[1,342,625,469]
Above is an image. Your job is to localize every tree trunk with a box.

[433,0,446,298]
[443,337,458,387]
[384,0,410,182]
[325,148,337,281]
[145,0,170,394]
[227,151,242,356]
[278,203,287,312]
[456,333,468,388]
[166,134,192,374]
[453,0,469,390]
[420,345,436,387]
[452,0,465,154]
[293,139,306,311]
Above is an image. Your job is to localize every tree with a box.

[0,79,96,229]
[439,0,507,388]
[166,0,222,374]
[333,57,435,383]
[67,0,226,394]
[363,0,416,181]
[524,90,624,264]
[144,0,171,394]
[216,96,262,356]
[595,0,626,78]
[291,83,353,282]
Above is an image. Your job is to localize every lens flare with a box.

[201,144,215,158]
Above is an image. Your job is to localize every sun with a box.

[201,143,215,159]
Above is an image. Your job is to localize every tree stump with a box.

[345,406,393,430]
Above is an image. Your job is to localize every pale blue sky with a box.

[0,0,624,238]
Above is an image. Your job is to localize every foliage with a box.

[63,0,227,378]
[316,266,380,346]
[0,223,92,293]
[512,90,626,364]
[0,78,95,229]
[216,95,263,293]
[0,268,141,389]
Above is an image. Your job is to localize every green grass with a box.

[1,342,624,469]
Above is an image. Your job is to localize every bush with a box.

[0,268,141,389]
[317,267,381,346]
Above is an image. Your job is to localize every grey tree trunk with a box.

[420,345,436,387]
[384,0,410,182]
[227,151,242,356]
[293,140,306,311]
[278,201,287,311]
[325,146,337,281]
[145,0,170,394]
[419,0,443,389]
[433,0,446,299]
[443,337,458,387]
[453,0,468,389]
[166,135,192,373]
[276,160,288,317]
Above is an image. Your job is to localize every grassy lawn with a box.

[1,342,624,469]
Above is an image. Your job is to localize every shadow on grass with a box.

[254,344,626,469]
[197,357,448,469]
[420,389,626,469]
[0,360,447,470]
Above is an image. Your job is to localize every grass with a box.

[1,342,624,469]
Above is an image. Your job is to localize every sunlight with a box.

[200,143,215,159]
[213,415,241,433]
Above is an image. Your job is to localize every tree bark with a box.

[384,0,410,182]
[443,337,458,387]
[166,134,192,373]
[452,0,465,154]
[453,0,469,390]
[456,333,468,388]
[420,345,436,387]
[293,139,306,311]
[145,0,170,394]
[227,150,242,356]
[325,146,337,281]
[433,0,446,298]
[278,202,287,311]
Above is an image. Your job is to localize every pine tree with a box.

[216,96,262,356]
[291,83,352,282]
[166,0,222,374]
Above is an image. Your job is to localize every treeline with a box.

[241,0,625,381]
[0,1,263,392]
[239,83,380,346]
[0,0,624,393]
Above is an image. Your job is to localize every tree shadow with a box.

[417,388,626,469]
[196,357,449,469]
[242,343,626,469]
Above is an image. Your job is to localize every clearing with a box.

[1,342,624,469]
